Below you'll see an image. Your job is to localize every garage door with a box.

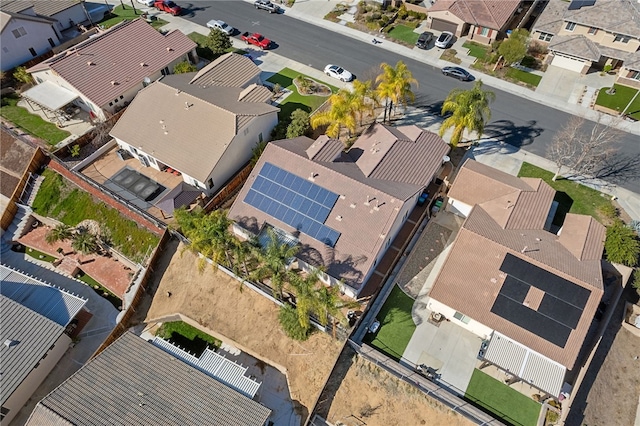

[431,18,458,34]
[551,54,586,73]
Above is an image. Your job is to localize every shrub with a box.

[271,120,289,140]
[605,219,640,267]
[632,269,640,295]
[70,144,81,158]
[372,11,381,20]
[13,66,33,85]
[278,304,312,341]
[599,203,618,220]
[173,61,197,74]
[397,4,408,19]
[603,64,612,73]
[205,28,232,55]
[286,109,310,138]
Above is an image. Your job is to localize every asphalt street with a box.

[181,1,640,192]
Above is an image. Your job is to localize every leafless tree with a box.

[547,116,622,181]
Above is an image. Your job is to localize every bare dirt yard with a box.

[566,287,640,426]
[324,346,473,426]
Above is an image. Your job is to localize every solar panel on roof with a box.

[244,162,341,247]
[567,0,595,10]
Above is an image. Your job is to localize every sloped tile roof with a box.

[26,332,272,426]
[229,124,448,293]
[190,52,261,87]
[110,74,277,182]
[28,19,196,108]
[0,9,56,32]
[532,0,568,35]
[1,0,81,17]
[429,0,521,30]
[564,0,640,38]
[549,34,601,61]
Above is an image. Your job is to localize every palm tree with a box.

[251,227,299,300]
[289,270,322,329]
[375,61,417,123]
[439,80,496,147]
[45,224,73,245]
[351,79,377,127]
[310,90,357,140]
[314,284,360,339]
[72,231,99,255]
[191,209,235,271]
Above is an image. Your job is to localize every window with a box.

[2,46,8,53]
[565,22,576,31]
[629,70,640,80]
[161,67,170,76]
[48,37,56,48]
[1,406,10,421]
[538,32,553,42]
[29,47,37,57]
[588,27,598,35]
[258,132,263,143]
[453,311,471,324]
[478,26,490,36]
[614,34,631,43]
[12,27,26,38]
[207,178,214,188]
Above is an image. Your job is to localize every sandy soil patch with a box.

[144,242,342,417]
[325,347,473,426]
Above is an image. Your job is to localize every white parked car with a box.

[324,64,353,82]
[206,20,234,35]
[435,31,454,49]
[136,0,155,6]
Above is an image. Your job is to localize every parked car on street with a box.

[324,64,353,82]
[416,31,434,49]
[206,19,234,35]
[441,66,473,81]
[137,0,155,6]
[254,0,281,13]
[241,32,271,49]
[435,31,454,48]
[154,0,181,15]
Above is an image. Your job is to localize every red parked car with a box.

[154,0,181,15]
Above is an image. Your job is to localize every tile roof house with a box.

[110,53,279,210]
[425,159,606,397]
[25,332,272,426]
[26,18,197,120]
[228,123,450,298]
[426,0,523,45]
[532,0,640,83]
[0,265,87,425]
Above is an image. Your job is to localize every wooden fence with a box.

[203,161,253,212]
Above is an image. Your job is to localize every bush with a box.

[599,203,618,220]
[271,120,289,140]
[70,144,81,158]
[372,11,382,20]
[397,4,408,19]
[13,66,33,85]
[605,219,640,267]
[173,61,197,74]
[632,269,640,295]
[205,28,232,55]
[278,304,312,341]
[286,109,310,138]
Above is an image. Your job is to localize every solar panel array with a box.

[244,162,341,247]
[491,254,591,348]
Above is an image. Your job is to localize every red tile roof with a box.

[28,19,196,108]
[430,0,521,30]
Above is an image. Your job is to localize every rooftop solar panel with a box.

[244,163,341,247]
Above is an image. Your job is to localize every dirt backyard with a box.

[142,240,478,425]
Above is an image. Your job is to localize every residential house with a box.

[0,265,88,425]
[0,0,91,71]
[110,53,279,210]
[25,332,272,426]
[228,123,450,298]
[426,0,523,45]
[26,19,197,121]
[532,0,640,82]
[425,159,606,397]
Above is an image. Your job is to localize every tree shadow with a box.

[587,153,640,186]
[296,244,367,290]
[483,119,544,147]
[179,3,211,18]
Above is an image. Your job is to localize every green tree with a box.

[13,66,33,85]
[313,284,359,339]
[278,304,312,340]
[205,29,232,55]
[286,109,310,138]
[439,80,495,147]
[45,224,73,245]
[289,269,322,329]
[498,29,529,65]
[605,220,639,267]
[310,89,357,140]
[72,231,99,255]
[375,61,417,123]
[173,61,197,74]
[352,79,377,127]
[251,227,299,299]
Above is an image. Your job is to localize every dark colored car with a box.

[416,31,434,49]
[154,0,181,15]
[442,66,473,81]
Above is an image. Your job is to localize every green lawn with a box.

[463,41,490,59]
[364,285,416,360]
[387,25,420,45]
[595,83,640,120]
[518,162,613,224]
[465,369,541,426]
[0,94,70,146]
[266,67,338,119]
[32,169,160,263]
[99,5,167,30]
[506,68,542,87]
[157,321,221,355]
[76,271,122,307]
[25,247,57,262]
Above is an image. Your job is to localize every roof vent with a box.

[185,101,192,110]
[86,61,94,66]
[308,172,318,181]
[339,194,346,199]
[364,196,371,206]
[521,246,528,254]
[335,215,342,221]
[4,339,19,348]
[140,62,147,67]
[175,89,181,96]
[110,80,118,86]
[350,203,356,209]
[379,233,386,239]
[166,47,174,52]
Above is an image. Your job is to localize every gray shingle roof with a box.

[28,19,196,108]
[27,332,272,426]
[549,35,601,61]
